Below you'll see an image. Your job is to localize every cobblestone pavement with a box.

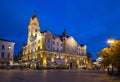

[0,69,119,82]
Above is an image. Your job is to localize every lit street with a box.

[0,69,119,82]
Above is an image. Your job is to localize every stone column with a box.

[64,55,68,62]
[85,58,88,64]
[40,52,43,59]
[41,52,47,67]
[76,57,80,67]
[51,53,54,62]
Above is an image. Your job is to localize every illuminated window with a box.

[33,48,35,52]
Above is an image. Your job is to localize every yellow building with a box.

[21,12,88,68]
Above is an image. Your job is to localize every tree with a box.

[98,48,111,66]
[110,40,120,73]
[97,48,112,72]
[98,40,120,74]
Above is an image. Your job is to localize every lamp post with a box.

[7,45,11,70]
[107,37,114,44]
[107,36,114,73]
[8,45,11,62]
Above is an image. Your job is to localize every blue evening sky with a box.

[0,0,120,59]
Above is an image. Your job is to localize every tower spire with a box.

[29,11,40,32]
[62,28,67,37]
[32,11,37,19]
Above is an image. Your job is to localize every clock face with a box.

[29,34,37,42]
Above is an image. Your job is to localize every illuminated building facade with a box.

[22,13,88,68]
[0,38,15,65]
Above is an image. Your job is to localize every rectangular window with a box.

[57,42,59,46]
[52,47,55,50]
[61,43,62,46]
[67,47,69,51]
[48,38,50,43]
[28,50,30,54]
[8,53,10,58]
[38,46,40,50]
[47,45,50,50]
[2,45,5,50]
[52,41,55,45]
[35,29,37,32]
[1,52,4,57]
[60,48,63,52]
[38,40,40,43]
[57,48,59,51]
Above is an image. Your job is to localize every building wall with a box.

[65,37,78,54]
[52,36,62,52]
[80,45,87,55]
[0,41,15,65]
[22,13,88,68]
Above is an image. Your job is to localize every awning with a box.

[55,60,68,65]
[47,61,56,66]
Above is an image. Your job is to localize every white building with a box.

[0,38,15,65]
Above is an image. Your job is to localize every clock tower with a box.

[28,12,40,43]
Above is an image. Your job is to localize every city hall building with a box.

[21,13,88,68]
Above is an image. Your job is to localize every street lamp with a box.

[8,45,11,50]
[107,37,114,44]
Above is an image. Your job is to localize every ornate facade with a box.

[22,13,88,68]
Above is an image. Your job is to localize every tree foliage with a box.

[110,40,120,67]
[97,40,120,73]
[97,48,111,67]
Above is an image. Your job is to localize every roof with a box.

[0,38,14,43]
[80,44,86,47]
[41,30,49,33]
[41,30,71,41]
[62,29,70,38]
[23,43,27,46]
[53,34,62,39]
